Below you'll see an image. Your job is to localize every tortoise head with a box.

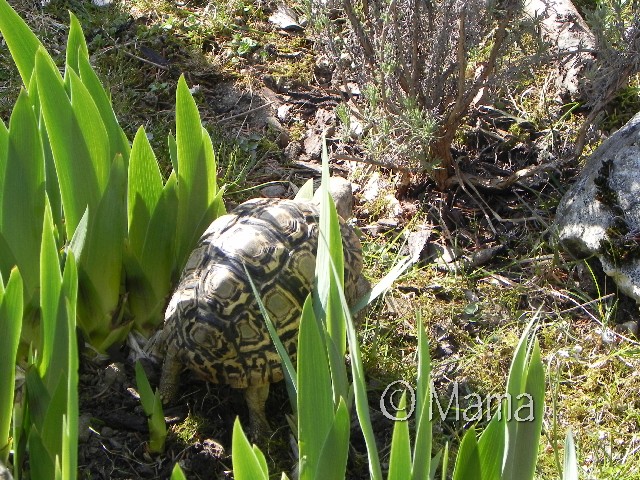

[312,177,354,220]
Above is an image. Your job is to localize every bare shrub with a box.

[311,0,525,189]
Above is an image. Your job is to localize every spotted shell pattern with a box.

[160,197,363,389]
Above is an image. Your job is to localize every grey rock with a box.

[338,82,361,96]
[312,176,354,220]
[406,226,432,263]
[277,104,291,122]
[555,112,640,302]
[269,5,303,32]
[315,108,335,127]
[261,184,287,198]
[349,116,364,137]
[284,141,302,162]
[276,129,290,149]
[303,131,323,159]
[314,57,334,82]
[265,116,283,132]
[615,320,639,338]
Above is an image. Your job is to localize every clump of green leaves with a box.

[0,2,227,477]
[229,34,259,58]
[0,0,225,351]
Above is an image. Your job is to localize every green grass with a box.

[172,411,207,445]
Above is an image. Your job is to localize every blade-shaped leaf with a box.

[128,127,163,252]
[430,450,442,480]
[387,391,412,480]
[252,444,268,478]
[40,200,62,377]
[452,427,481,480]
[563,429,578,480]
[502,316,543,480]
[61,253,79,480]
[40,109,64,238]
[0,235,12,287]
[140,171,178,274]
[27,428,55,480]
[67,208,89,263]
[314,397,350,480]
[135,361,156,415]
[315,141,346,355]
[244,264,297,404]
[326,236,383,480]
[168,133,178,172]
[440,443,449,480]
[149,392,167,453]
[76,155,127,349]
[298,296,333,479]
[40,376,68,469]
[135,360,167,453]
[25,366,51,432]
[11,390,26,480]
[313,147,352,402]
[315,145,382,480]
[351,256,413,315]
[0,89,45,299]
[0,119,6,174]
[0,269,23,465]
[170,463,188,480]
[175,76,218,268]
[67,68,110,191]
[412,310,433,480]
[231,418,269,480]
[78,52,130,164]
[294,178,314,201]
[477,410,505,480]
[128,172,180,332]
[0,121,8,280]
[35,49,101,239]
[503,340,544,480]
[64,12,88,76]
[0,118,6,151]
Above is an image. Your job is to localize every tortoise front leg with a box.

[244,384,271,441]
[159,346,182,404]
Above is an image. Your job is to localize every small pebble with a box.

[277,104,291,122]
[104,362,125,387]
[78,413,93,443]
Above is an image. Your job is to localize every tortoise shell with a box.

[159,197,363,391]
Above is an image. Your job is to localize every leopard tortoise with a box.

[153,177,365,436]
